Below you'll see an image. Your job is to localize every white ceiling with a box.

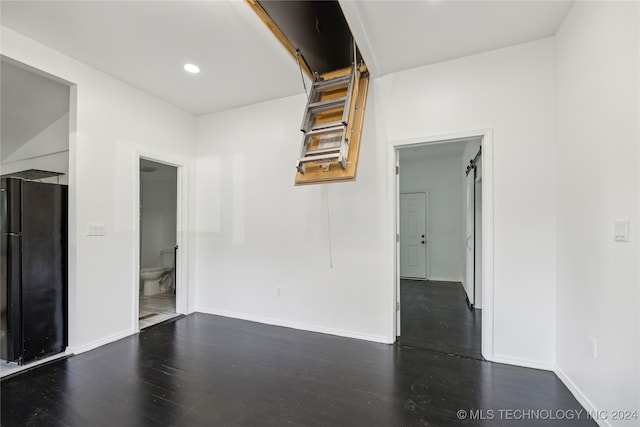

[0,0,574,116]
[342,0,575,76]
[1,1,306,116]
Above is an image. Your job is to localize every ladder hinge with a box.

[396,302,400,311]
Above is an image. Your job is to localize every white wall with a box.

[399,153,464,282]
[1,113,70,184]
[0,27,198,352]
[194,38,557,366]
[141,169,177,269]
[555,1,640,423]
[195,88,393,342]
[2,154,69,185]
[1,59,71,183]
[376,38,557,367]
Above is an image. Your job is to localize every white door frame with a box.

[389,129,494,361]
[399,191,429,280]
[133,151,190,332]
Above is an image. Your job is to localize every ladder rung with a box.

[308,97,346,112]
[304,147,342,156]
[310,120,346,132]
[303,125,345,137]
[299,153,341,163]
[313,75,351,91]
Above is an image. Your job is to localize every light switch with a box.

[87,223,106,236]
[614,220,629,242]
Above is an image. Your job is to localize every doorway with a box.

[138,159,179,329]
[393,132,493,360]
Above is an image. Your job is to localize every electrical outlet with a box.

[589,337,597,360]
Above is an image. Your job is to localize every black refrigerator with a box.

[0,178,68,364]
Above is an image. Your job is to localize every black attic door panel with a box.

[258,1,359,75]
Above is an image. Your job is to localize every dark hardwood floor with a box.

[1,313,594,426]
[399,279,482,360]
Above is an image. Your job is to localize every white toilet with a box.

[140,250,175,296]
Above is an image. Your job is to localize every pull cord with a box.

[325,185,334,268]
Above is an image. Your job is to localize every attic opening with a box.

[247,0,369,186]
[253,1,362,76]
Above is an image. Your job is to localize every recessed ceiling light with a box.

[184,63,200,74]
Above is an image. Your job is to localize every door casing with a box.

[389,129,494,361]
[133,151,190,332]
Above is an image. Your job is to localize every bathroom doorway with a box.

[139,159,178,329]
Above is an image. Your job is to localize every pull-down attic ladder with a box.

[247,0,370,185]
[297,64,358,174]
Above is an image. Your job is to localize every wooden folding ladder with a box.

[296,64,360,174]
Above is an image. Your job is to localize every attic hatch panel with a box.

[257,0,361,75]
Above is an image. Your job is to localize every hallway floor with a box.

[399,279,482,359]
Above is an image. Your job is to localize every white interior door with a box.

[464,172,475,305]
[400,193,427,279]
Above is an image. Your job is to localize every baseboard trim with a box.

[428,276,463,283]
[554,366,610,427]
[492,353,554,371]
[67,328,136,355]
[195,307,391,344]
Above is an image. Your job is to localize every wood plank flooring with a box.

[1,313,595,426]
[399,279,482,359]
